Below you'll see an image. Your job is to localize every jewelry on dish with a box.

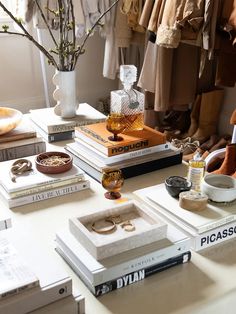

[91,219,116,234]
[120,220,135,232]
[108,215,122,224]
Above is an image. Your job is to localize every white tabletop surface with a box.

[1,143,236,314]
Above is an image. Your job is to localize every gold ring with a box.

[120,220,135,232]
[91,219,116,234]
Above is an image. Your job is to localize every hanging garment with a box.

[121,0,145,33]
[156,0,205,48]
[139,0,154,28]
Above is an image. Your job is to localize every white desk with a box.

[1,148,236,314]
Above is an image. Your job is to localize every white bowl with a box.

[201,174,236,203]
[0,107,22,135]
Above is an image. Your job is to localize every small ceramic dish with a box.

[201,174,236,203]
[0,107,22,135]
[35,151,73,174]
[165,176,192,198]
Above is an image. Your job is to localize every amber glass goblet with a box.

[102,168,124,199]
[106,113,126,141]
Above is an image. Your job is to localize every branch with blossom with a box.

[0,0,119,71]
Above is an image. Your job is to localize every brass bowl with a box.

[0,107,22,135]
[35,151,73,174]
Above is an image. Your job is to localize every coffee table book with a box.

[134,184,236,251]
[0,213,11,231]
[30,103,106,134]
[0,155,85,198]
[56,220,191,287]
[65,145,182,183]
[0,137,46,162]
[0,229,74,314]
[0,237,39,300]
[69,200,167,260]
[0,119,36,144]
[0,180,90,208]
[73,137,171,165]
[56,244,191,297]
[74,123,166,157]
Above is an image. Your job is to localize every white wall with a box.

[0,28,117,113]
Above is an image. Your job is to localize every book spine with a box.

[8,181,90,208]
[0,280,39,300]
[9,176,85,198]
[0,217,12,231]
[93,252,191,297]
[194,220,236,251]
[74,139,171,165]
[46,118,106,134]
[56,231,191,286]
[0,278,72,314]
[47,131,75,142]
[0,142,46,162]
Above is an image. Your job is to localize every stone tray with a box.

[69,200,167,260]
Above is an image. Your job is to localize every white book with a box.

[66,143,181,172]
[0,229,73,314]
[0,237,39,299]
[73,137,171,165]
[0,155,85,195]
[0,180,90,208]
[55,223,191,286]
[56,245,190,297]
[134,184,236,251]
[0,213,11,231]
[30,103,106,134]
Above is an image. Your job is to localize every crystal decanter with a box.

[110,65,145,131]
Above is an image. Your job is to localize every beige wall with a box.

[0,28,117,113]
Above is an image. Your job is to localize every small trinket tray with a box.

[69,200,167,260]
[35,151,72,174]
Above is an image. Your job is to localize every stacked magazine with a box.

[55,200,191,296]
[0,228,85,314]
[0,155,90,208]
[134,183,236,251]
[65,122,182,182]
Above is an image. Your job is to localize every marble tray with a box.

[69,200,167,260]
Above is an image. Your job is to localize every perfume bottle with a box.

[110,65,145,131]
[187,151,206,192]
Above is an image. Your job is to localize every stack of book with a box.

[0,119,46,161]
[134,183,236,251]
[55,200,191,296]
[65,122,182,182]
[0,155,90,208]
[0,228,85,314]
[29,103,106,142]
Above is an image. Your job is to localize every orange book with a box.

[74,122,166,157]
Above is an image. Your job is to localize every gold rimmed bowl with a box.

[35,151,73,174]
[0,107,23,135]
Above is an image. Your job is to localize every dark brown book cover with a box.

[75,122,166,156]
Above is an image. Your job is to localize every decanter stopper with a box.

[120,65,137,90]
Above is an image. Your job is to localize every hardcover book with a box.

[73,137,171,165]
[0,180,90,208]
[134,184,236,251]
[56,245,191,297]
[0,228,73,314]
[74,122,166,156]
[55,221,191,286]
[65,146,182,183]
[0,137,46,162]
[0,155,85,195]
[0,237,39,299]
[0,119,36,143]
[30,103,106,134]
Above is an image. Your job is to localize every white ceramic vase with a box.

[53,70,78,118]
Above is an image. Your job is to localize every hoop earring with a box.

[91,219,116,234]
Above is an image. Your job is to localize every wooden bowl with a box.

[35,151,73,174]
[0,107,22,135]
